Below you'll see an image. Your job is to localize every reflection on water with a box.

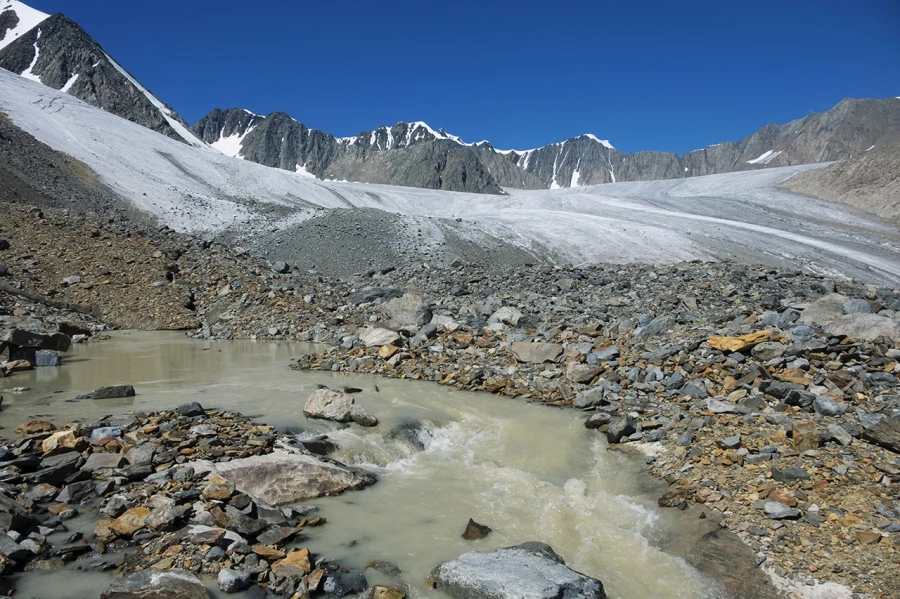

[0,332,721,598]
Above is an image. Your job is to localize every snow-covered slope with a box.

[3,68,900,285]
[0,0,48,52]
[0,7,206,147]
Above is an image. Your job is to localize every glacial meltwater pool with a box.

[0,331,764,599]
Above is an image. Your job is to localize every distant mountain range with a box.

[2,0,899,194]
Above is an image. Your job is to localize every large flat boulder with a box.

[825,313,900,342]
[0,329,71,352]
[429,542,606,599]
[799,293,847,325]
[510,342,563,364]
[101,569,209,599]
[212,451,376,506]
[359,327,402,348]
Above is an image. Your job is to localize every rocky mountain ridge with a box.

[0,3,205,146]
[1,0,898,194]
[195,97,900,193]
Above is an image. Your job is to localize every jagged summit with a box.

[0,4,205,146]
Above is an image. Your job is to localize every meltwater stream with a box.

[0,332,725,599]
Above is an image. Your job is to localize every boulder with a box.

[633,316,670,343]
[41,430,87,455]
[101,569,210,599]
[383,293,432,327]
[510,342,563,364]
[799,293,847,325]
[92,385,136,399]
[304,389,355,423]
[707,331,769,353]
[488,307,523,327]
[0,329,71,352]
[861,415,900,454]
[825,313,900,342]
[211,451,376,505]
[429,542,606,599]
[359,328,402,348]
[349,287,402,305]
[605,415,635,444]
[350,405,378,427]
[218,568,252,593]
[462,518,492,540]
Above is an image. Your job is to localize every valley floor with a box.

[3,201,900,597]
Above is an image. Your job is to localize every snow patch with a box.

[570,169,581,187]
[60,72,80,93]
[102,52,207,148]
[210,125,255,158]
[0,0,49,52]
[19,27,40,82]
[747,150,782,165]
[765,567,852,599]
[581,133,614,149]
[294,163,316,178]
[866,145,875,151]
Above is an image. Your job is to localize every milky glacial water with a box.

[0,331,729,598]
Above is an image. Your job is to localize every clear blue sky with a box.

[26,0,900,154]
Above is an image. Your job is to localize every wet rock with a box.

[92,385,136,399]
[15,420,56,435]
[350,405,378,427]
[0,329,71,352]
[370,586,406,599]
[212,451,376,505]
[109,506,151,537]
[24,452,84,486]
[177,402,205,417]
[584,412,611,430]
[218,568,252,593]
[322,571,369,599]
[388,422,432,451]
[605,415,635,444]
[510,342,563,364]
[304,389,355,422]
[461,518,492,540]
[430,542,606,599]
[90,427,122,443]
[100,569,210,598]
[271,548,312,577]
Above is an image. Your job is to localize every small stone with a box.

[177,402,205,417]
[272,548,312,577]
[764,501,801,520]
[202,476,235,500]
[716,435,741,450]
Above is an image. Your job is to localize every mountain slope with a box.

[0,9,205,146]
[0,0,47,51]
[780,144,900,224]
[3,68,900,285]
[196,97,900,192]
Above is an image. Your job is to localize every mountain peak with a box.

[0,0,48,52]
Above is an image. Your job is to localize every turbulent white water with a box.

[0,332,727,598]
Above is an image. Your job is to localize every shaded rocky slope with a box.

[0,11,204,146]
[780,144,900,224]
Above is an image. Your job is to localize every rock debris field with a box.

[2,200,900,598]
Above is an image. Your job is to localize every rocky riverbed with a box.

[3,199,900,596]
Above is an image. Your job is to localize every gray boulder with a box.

[92,385,136,399]
[350,404,378,427]
[510,342,563,364]
[211,450,376,505]
[488,307,523,327]
[359,327,402,348]
[799,293,847,325]
[100,569,210,598]
[429,542,606,599]
[304,389,355,423]
[861,415,900,454]
[841,298,872,315]
[605,415,635,444]
[0,329,71,352]
[218,569,252,593]
[383,293,432,327]
[825,313,900,342]
[632,316,670,343]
